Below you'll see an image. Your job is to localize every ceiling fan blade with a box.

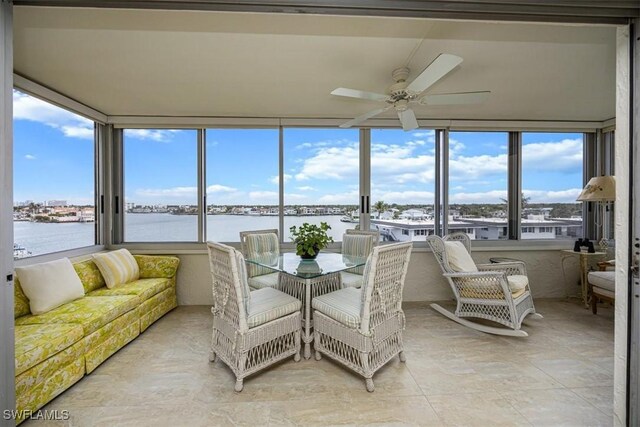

[406,53,463,94]
[331,87,388,102]
[398,109,419,131]
[420,91,490,106]
[339,107,390,128]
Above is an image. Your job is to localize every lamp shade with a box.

[576,175,616,202]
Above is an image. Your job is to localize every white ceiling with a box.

[13,7,616,122]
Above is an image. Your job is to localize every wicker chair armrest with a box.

[443,271,506,279]
[476,261,526,276]
[443,271,512,299]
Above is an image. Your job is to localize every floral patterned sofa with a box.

[13,254,179,423]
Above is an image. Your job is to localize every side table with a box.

[561,250,606,308]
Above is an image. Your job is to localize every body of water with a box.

[14,214,358,257]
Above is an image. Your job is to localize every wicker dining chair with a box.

[207,241,302,391]
[426,232,542,337]
[340,231,379,288]
[312,241,413,392]
[239,229,280,290]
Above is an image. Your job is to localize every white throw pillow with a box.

[16,258,85,315]
[444,241,478,272]
[92,249,140,288]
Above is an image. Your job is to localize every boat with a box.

[13,243,32,259]
[340,215,358,223]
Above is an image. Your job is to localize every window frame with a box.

[12,81,106,263]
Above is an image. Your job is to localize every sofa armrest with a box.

[134,255,180,279]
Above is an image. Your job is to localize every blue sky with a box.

[14,90,583,206]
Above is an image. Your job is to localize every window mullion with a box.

[198,129,206,243]
[111,128,124,245]
[360,128,371,233]
[508,131,522,240]
[279,125,284,243]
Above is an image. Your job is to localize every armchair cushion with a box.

[588,271,615,292]
[247,287,301,328]
[507,275,528,293]
[92,249,140,288]
[312,287,361,329]
[340,271,364,288]
[246,233,279,277]
[444,241,478,272]
[248,272,279,290]
[16,258,85,315]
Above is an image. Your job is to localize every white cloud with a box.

[135,186,197,198]
[206,184,237,193]
[125,129,181,142]
[248,191,279,204]
[317,191,360,205]
[13,91,94,140]
[522,138,582,172]
[373,190,435,204]
[270,174,292,185]
[449,190,508,204]
[523,188,583,203]
[296,186,316,191]
[24,154,36,160]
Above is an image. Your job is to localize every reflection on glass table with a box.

[245,252,367,358]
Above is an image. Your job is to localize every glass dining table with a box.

[246,252,367,359]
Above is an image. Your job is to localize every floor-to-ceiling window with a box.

[282,128,360,242]
[123,129,198,242]
[205,129,279,242]
[13,90,96,257]
[448,131,509,240]
[370,128,436,242]
[521,132,584,239]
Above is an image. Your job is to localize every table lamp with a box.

[576,175,615,250]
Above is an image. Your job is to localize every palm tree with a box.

[373,200,388,219]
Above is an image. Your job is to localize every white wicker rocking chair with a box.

[312,241,413,392]
[207,242,302,391]
[426,232,542,337]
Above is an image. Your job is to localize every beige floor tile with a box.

[529,358,613,388]
[501,388,612,426]
[27,301,614,426]
[268,395,443,426]
[571,386,614,417]
[427,392,532,426]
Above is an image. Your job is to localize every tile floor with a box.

[30,299,614,426]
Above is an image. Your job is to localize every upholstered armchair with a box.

[239,229,280,290]
[340,229,379,288]
[207,241,301,391]
[426,232,542,336]
[313,242,413,392]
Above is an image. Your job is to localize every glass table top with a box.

[245,252,368,279]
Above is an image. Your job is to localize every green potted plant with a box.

[289,222,334,259]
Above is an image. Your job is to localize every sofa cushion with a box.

[14,277,31,319]
[589,271,615,292]
[313,287,362,329]
[92,249,140,288]
[133,255,180,279]
[247,287,301,328]
[73,259,107,293]
[15,323,84,376]
[15,295,139,335]
[444,241,478,272]
[16,258,85,315]
[88,277,172,301]
[248,272,279,290]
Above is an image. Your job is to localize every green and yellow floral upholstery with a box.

[14,253,180,424]
[73,259,107,293]
[15,324,84,376]
[134,255,180,279]
[16,295,139,335]
[14,278,31,319]
[88,277,172,301]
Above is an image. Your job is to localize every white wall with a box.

[173,248,585,305]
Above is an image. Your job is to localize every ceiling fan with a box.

[331,54,490,131]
